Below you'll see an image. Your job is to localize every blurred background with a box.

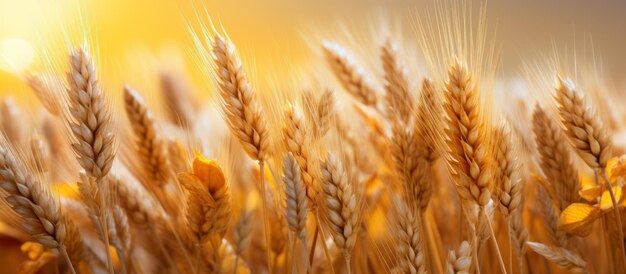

[1,0,626,100]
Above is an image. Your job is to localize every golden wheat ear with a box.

[282,152,308,240]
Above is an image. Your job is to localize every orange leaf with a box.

[558,203,603,237]
[600,187,622,210]
[609,155,626,183]
[178,172,217,208]
[579,185,602,203]
[192,153,226,193]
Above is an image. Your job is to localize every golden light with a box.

[0,38,36,73]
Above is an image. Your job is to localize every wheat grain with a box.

[322,41,378,107]
[445,241,472,274]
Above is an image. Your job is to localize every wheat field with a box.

[1,1,626,274]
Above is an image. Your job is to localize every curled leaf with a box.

[558,203,602,237]
[192,153,226,193]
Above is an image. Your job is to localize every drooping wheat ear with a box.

[442,61,492,212]
[395,202,426,274]
[123,85,171,185]
[232,209,253,256]
[381,38,412,122]
[416,78,444,161]
[159,71,195,127]
[211,34,270,162]
[314,89,335,137]
[282,152,308,240]
[526,242,589,274]
[492,125,522,218]
[0,146,81,270]
[109,174,165,227]
[445,241,472,274]
[554,76,612,169]
[537,184,568,247]
[25,73,62,116]
[390,122,432,211]
[66,46,115,179]
[1,98,26,146]
[322,41,378,107]
[283,104,319,205]
[532,105,580,210]
[320,153,359,264]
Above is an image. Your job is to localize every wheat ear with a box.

[532,105,580,210]
[283,152,309,240]
[442,61,492,216]
[492,125,522,218]
[322,41,378,107]
[0,146,81,273]
[123,85,172,185]
[320,153,359,273]
[381,38,412,122]
[445,241,472,274]
[109,174,165,227]
[283,104,320,205]
[537,184,568,247]
[232,209,252,274]
[526,242,588,274]
[390,121,432,211]
[416,78,443,162]
[25,73,62,116]
[1,98,26,147]
[554,76,612,169]
[396,202,426,274]
[211,34,270,162]
[159,71,195,127]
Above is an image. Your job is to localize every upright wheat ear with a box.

[492,125,522,218]
[66,46,115,179]
[381,38,412,122]
[554,76,612,169]
[320,153,359,273]
[395,202,425,274]
[282,153,308,240]
[532,105,580,210]
[442,61,492,213]
[0,146,82,272]
[211,34,270,162]
[123,85,171,185]
[25,73,62,116]
[322,41,378,107]
[283,104,319,205]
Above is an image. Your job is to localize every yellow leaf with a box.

[579,185,602,203]
[558,203,603,237]
[608,155,626,183]
[580,174,596,190]
[600,187,622,210]
[192,153,226,193]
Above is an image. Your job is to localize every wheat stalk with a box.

[320,152,359,273]
[123,85,172,185]
[322,41,378,107]
[532,105,580,210]
[526,241,588,274]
